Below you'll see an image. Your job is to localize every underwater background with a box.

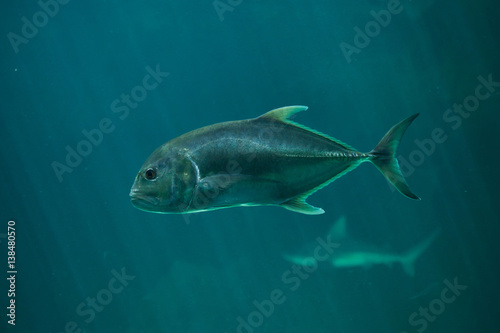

[1,0,499,332]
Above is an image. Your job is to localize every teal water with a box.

[1,1,499,332]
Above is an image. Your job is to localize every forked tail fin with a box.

[370,114,420,200]
[400,228,441,276]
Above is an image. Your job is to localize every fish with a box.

[130,106,419,215]
[282,216,440,276]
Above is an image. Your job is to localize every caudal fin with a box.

[370,114,420,200]
[400,228,441,276]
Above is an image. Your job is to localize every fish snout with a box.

[129,187,160,210]
[129,187,139,198]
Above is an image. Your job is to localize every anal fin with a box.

[280,195,325,215]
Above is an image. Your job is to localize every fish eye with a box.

[144,168,157,180]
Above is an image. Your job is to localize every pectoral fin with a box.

[195,174,250,195]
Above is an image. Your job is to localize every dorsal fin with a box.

[328,216,348,239]
[258,105,308,122]
[258,106,357,151]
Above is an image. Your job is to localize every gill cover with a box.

[168,150,200,212]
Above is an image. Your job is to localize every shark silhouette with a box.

[283,216,440,276]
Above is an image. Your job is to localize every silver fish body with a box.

[130,106,419,214]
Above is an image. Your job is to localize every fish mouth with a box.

[129,189,160,211]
